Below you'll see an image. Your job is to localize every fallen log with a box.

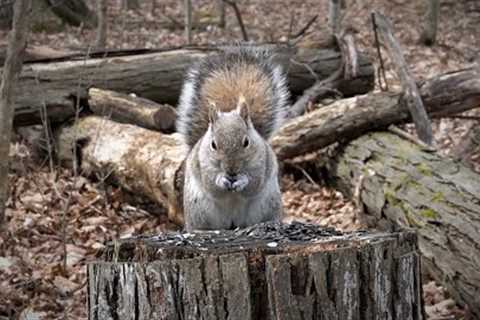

[273,68,480,160]
[88,222,423,320]
[10,45,374,126]
[326,132,480,318]
[53,116,186,225]
[52,68,480,225]
[88,88,177,132]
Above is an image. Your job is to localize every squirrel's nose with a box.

[225,174,237,183]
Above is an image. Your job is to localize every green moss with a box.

[416,163,432,176]
[431,192,445,202]
[419,208,438,220]
[405,210,424,228]
[385,190,401,206]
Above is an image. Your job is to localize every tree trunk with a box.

[326,132,480,318]
[47,0,97,28]
[88,87,176,132]
[184,0,192,44]
[8,46,374,127]
[328,0,342,36]
[218,0,225,28]
[0,0,14,29]
[422,0,440,46]
[123,0,140,11]
[95,0,107,49]
[0,0,30,227]
[88,222,423,320]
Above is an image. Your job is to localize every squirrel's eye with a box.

[211,140,217,151]
[243,136,250,148]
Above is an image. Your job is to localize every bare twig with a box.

[286,12,295,44]
[388,125,436,152]
[184,0,192,44]
[0,0,31,228]
[61,192,72,273]
[291,14,318,40]
[371,12,389,91]
[288,66,344,118]
[223,0,249,41]
[373,11,433,145]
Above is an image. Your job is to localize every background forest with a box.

[0,0,479,319]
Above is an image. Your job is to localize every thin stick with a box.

[224,0,249,41]
[373,11,433,145]
[388,125,436,152]
[184,0,192,44]
[371,12,389,91]
[292,14,318,39]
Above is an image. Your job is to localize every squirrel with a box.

[176,46,290,231]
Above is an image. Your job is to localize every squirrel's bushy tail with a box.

[176,45,290,149]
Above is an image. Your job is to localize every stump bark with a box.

[326,132,480,318]
[88,222,423,320]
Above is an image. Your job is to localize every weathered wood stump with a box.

[88,222,423,320]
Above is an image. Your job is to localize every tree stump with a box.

[88,222,423,320]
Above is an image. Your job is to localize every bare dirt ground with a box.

[1,0,479,319]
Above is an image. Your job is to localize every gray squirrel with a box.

[176,46,290,231]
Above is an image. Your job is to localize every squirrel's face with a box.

[198,97,265,194]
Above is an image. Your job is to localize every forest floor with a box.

[1,0,479,319]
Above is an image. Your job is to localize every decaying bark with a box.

[88,88,176,132]
[273,68,480,160]
[8,45,374,126]
[88,222,423,320]
[326,132,480,318]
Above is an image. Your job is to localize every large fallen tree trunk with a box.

[10,46,374,126]
[273,68,480,160]
[326,132,480,318]
[52,68,480,225]
[88,222,423,320]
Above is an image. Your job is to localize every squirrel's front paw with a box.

[216,174,249,192]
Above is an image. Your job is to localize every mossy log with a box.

[9,45,374,126]
[326,132,480,318]
[88,222,423,320]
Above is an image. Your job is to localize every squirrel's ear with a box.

[208,101,219,124]
[237,95,250,122]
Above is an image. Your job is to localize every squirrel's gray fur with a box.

[177,46,289,231]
